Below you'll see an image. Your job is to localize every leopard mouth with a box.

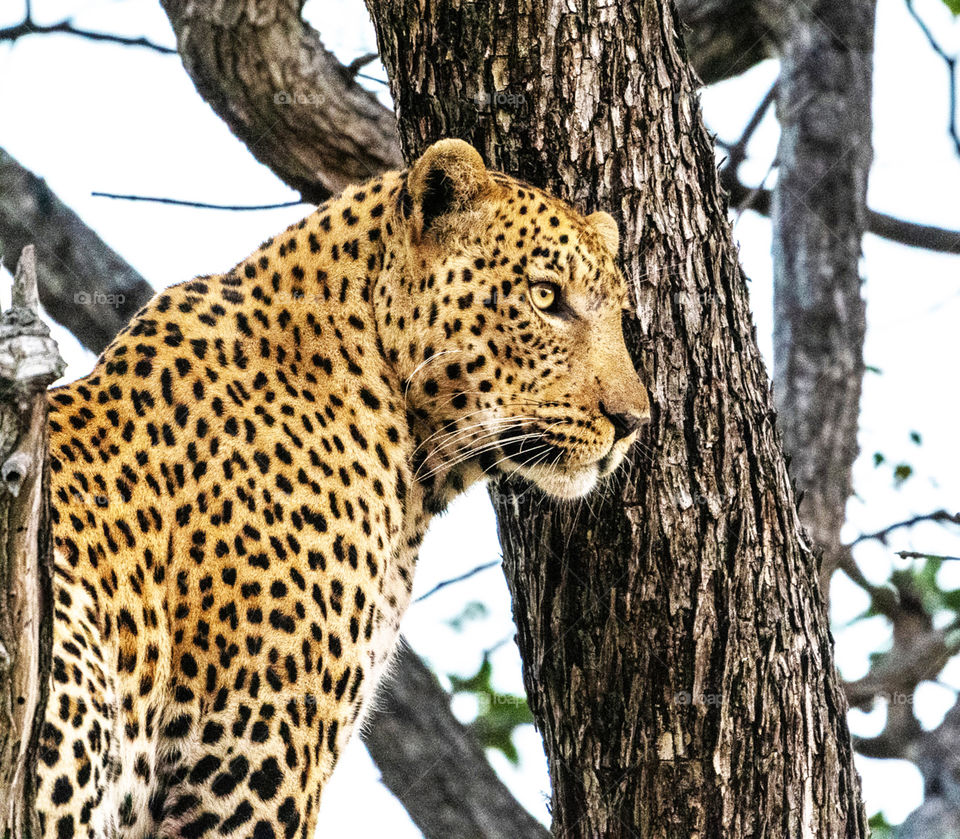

[492,428,606,499]
[494,431,567,471]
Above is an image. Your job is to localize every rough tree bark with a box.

[0,247,64,834]
[367,0,867,836]
[151,0,959,255]
[160,0,402,203]
[767,0,875,590]
[0,146,547,839]
[0,148,154,354]
[675,0,774,83]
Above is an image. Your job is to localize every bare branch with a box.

[0,245,63,832]
[414,560,501,603]
[366,644,549,839]
[0,147,154,354]
[346,52,381,76]
[675,0,775,84]
[91,191,305,212]
[720,168,960,254]
[835,548,900,618]
[905,0,960,157]
[850,509,960,547]
[160,0,402,203]
[720,81,778,175]
[897,550,960,562]
[0,17,176,54]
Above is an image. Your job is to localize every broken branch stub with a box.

[0,243,64,832]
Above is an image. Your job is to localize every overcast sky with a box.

[1,0,959,831]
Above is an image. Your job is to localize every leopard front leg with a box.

[37,565,118,839]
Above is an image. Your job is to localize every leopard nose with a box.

[599,402,644,442]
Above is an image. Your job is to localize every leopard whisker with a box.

[403,348,464,402]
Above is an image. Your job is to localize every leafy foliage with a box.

[868,811,895,839]
[448,656,534,764]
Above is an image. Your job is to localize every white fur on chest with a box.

[346,538,420,738]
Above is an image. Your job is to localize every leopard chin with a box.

[517,462,600,499]
[523,433,638,499]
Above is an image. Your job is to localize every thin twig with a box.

[414,560,501,603]
[91,192,305,211]
[482,634,516,659]
[905,0,960,157]
[850,509,960,547]
[356,72,390,87]
[720,81,778,176]
[719,169,960,254]
[0,18,176,54]
[897,550,960,562]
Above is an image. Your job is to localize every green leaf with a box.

[890,557,946,615]
[940,587,960,611]
[470,691,534,764]
[944,0,960,16]
[448,656,494,694]
[448,656,533,764]
[445,600,489,632]
[865,364,883,374]
[893,463,913,485]
[910,430,922,445]
[868,811,894,838]
[873,452,885,466]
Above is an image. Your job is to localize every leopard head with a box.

[378,139,649,499]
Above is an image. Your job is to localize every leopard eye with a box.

[530,282,559,313]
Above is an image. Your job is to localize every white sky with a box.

[1,0,958,831]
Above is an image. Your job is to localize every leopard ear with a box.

[586,211,620,254]
[407,139,491,238]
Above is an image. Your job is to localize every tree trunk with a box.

[0,247,64,834]
[768,0,875,590]
[366,1,868,835]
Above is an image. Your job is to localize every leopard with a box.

[36,139,650,837]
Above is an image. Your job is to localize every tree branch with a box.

[0,245,64,834]
[0,17,176,54]
[675,0,774,84]
[159,0,402,204]
[905,0,960,157]
[850,509,960,547]
[0,147,155,354]
[366,644,549,839]
[897,550,960,562]
[91,191,305,212]
[414,561,501,603]
[720,81,777,174]
[720,168,960,254]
